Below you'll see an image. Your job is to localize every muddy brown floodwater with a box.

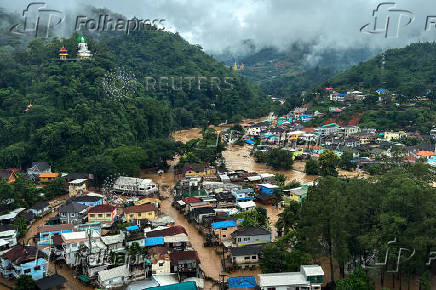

[143,171,264,290]
[18,194,93,290]
[144,117,320,289]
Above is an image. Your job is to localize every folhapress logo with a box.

[360,2,414,38]
[9,2,64,38]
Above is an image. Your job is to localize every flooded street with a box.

[223,145,316,184]
[145,172,264,290]
[143,120,317,289]
[17,119,365,290]
[16,193,93,290]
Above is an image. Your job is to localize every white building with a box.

[61,231,101,266]
[113,177,158,195]
[236,201,256,212]
[0,227,17,254]
[258,265,324,290]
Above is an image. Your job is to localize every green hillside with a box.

[319,42,436,97]
[232,45,378,98]
[0,29,271,179]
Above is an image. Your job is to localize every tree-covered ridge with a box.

[0,30,270,175]
[319,42,436,97]
[104,31,271,127]
[234,45,378,99]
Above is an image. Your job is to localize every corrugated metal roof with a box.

[98,265,130,282]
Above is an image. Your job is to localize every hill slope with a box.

[216,45,379,99]
[0,29,270,179]
[319,42,436,97]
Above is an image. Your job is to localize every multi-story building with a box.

[58,202,88,224]
[37,224,74,246]
[231,227,271,247]
[124,204,157,223]
[88,204,116,224]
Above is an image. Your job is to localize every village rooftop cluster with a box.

[0,158,325,290]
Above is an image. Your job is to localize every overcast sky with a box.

[4,0,436,54]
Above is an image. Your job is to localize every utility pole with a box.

[219,273,227,290]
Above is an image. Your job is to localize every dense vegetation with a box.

[0,27,270,177]
[177,128,227,168]
[318,43,436,97]
[266,162,436,288]
[235,45,378,99]
[253,148,294,170]
[0,176,66,213]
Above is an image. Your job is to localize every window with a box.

[98,214,103,218]
[221,228,227,231]
[90,214,95,218]
[243,237,250,241]
[130,214,134,218]
[237,238,241,242]
[267,287,276,290]
[147,212,152,216]
[106,213,111,217]
[138,213,142,217]
[41,234,49,238]
[222,234,226,238]
[24,269,31,274]
[251,255,257,259]
[158,262,164,267]
[70,213,75,217]
[34,265,41,271]
[244,256,250,260]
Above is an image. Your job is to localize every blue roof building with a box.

[126,225,139,231]
[258,184,279,195]
[231,188,255,201]
[145,237,164,247]
[211,220,238,230]
[228,276,257,289]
